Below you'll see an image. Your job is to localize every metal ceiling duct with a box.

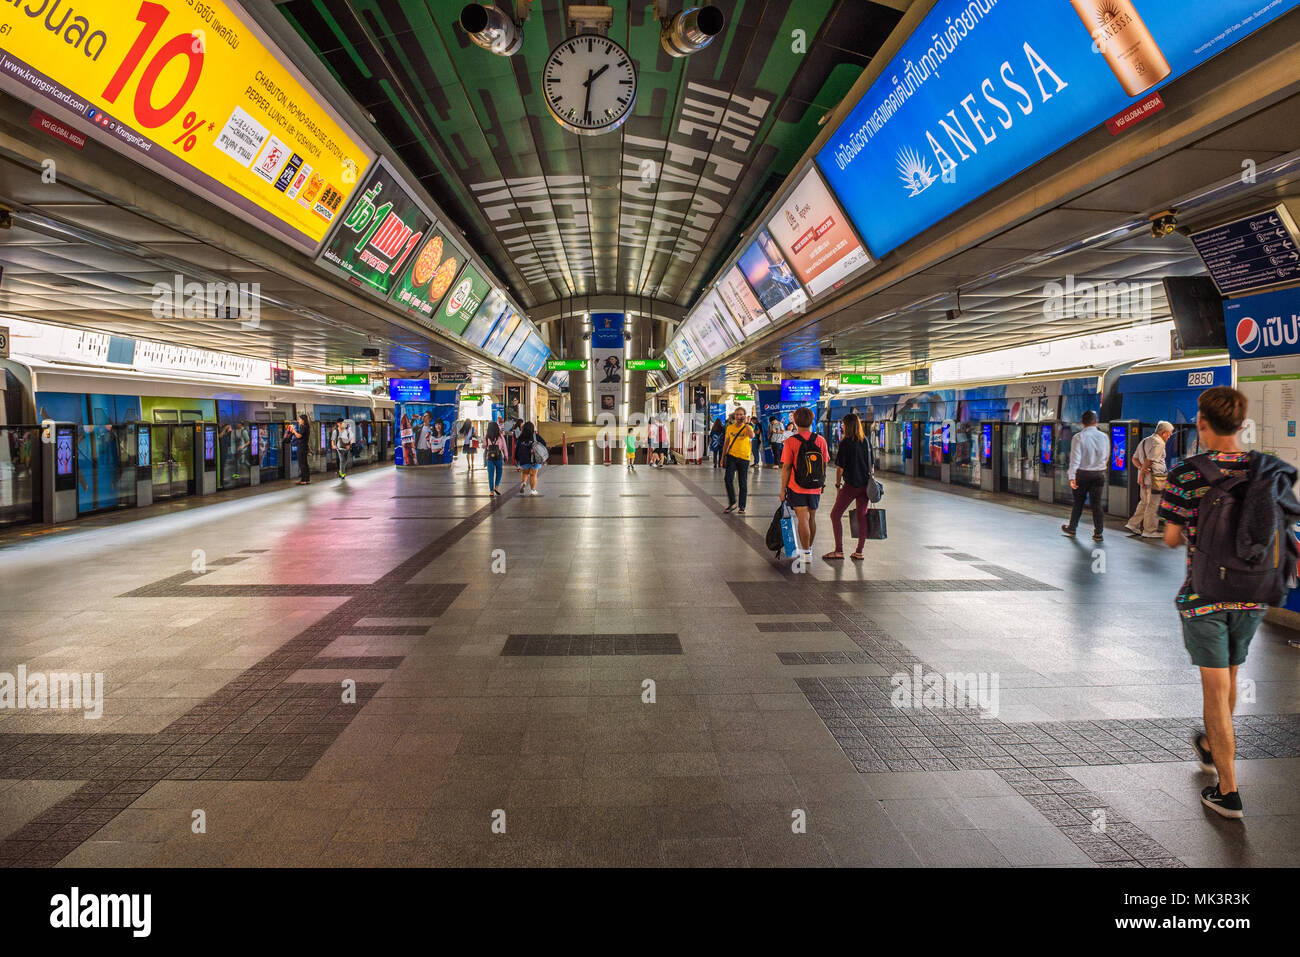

[460,3,523,57]
[660,6,724,58]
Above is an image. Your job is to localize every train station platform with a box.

[1,461,1296,869]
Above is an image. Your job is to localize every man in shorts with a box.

[779,407,830,570]
[1159,386,1300,819]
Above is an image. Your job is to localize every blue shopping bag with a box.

[779,502,798,557]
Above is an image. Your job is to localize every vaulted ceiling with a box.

[275,0,903,311]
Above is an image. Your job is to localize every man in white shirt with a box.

[1125,420,1172,538]
[1062,410,1111,543]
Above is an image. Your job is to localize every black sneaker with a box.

[1092,531,1104,542]
[1192,732,1214,772]
[1200,784,1243,819]
[1061,525,1075,538]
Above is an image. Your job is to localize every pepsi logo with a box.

[1236,316,1261,354]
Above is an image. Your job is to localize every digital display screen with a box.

[389,223,471,324]
[981,423,992,461]
[816,0,1299,258]
[1040,424,1053,466]
[941,421,951,456]
[55,426,74,477]
[765,168,872,298]
[904,422,913,454]
[463,288,512,347]
[431,261,489,337]
[138,426,151,469]
[1112,425,1127,471]
[318,161,430,295]
[204,426,217,468]
[250,424,259,458]
[780,379,821,404]
[498,321,532,365]
[736,229,808,321]
[389,378,432,402]
[483,312,522,356]
[717,265,770,337]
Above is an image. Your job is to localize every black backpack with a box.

[791,434,826,489]
[765,504,785,554]
[1190,453,1298,604]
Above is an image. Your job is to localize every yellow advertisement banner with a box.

[0,0,373,252]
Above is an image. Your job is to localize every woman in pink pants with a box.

[823,412,873,561]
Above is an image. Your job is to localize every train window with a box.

[180,410,202,422]
[153,409,180,423]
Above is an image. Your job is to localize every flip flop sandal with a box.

[851,552,865,561]
[723,505,736,513]
[822,552,844,561]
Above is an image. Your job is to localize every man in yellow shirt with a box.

[722,408,754,514]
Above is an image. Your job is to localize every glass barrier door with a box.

[0,425,41,526]
[1001,423,1039,496]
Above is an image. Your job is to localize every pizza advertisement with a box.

[388,223,469,322]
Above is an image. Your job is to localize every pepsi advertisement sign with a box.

[816,0,1299,258]
[1226,288,1300,360]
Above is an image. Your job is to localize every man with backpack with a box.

[330,419,355,480]
[779,407,830,570]
[1159,386,1300,819]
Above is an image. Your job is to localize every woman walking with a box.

[459,419,477,473]
[515,421,543,495]
[709,417,725,468]
[823,412,873,561]
[483,420,507,496]
[721,408,753,514]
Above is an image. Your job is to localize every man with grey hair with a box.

[1125,420,1173,537]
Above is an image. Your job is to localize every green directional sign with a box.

[326,374,370,385]
[626,358,667,371]
[546,359,588,372]
[461,394,483,402]
[840,373,882,386]
[733,393,753,401]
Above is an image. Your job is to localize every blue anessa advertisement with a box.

[816,0,1299,258]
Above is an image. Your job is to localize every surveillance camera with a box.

[1150,213,1177,238]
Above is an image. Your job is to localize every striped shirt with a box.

[1157,451,1264,618]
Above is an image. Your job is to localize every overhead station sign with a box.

[0,0,373,254]
[1191,206,1300,297]
[816,0,1300,258]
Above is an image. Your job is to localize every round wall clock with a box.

[542,33,638,136]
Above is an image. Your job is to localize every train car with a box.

[0,354,394,525]
[821,355,1230,507]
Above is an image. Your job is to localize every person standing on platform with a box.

[1125,421,1172,538]
[767,416,783,469]
[291,413,312,485]
[1158,386,1300,819]
[625,426,638,472]
[780,407,830,567]
[710,418,725,468]
[823,412,873,562]
[721,408,753,515]
[1061,410,1110,543]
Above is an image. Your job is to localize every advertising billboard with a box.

[512,335,550,378]
[816,0,1300,258]
[388,378,431,402]
[700,288,745,345]
[483,311,522,356]
[766,167,872,298]
[463,289,512,347]
[431,262,489,337]
[388,224,470,324]
[781,379,821,404]
[498,320,532,365]
[736,229,808,321]
[0,0,373,254]
[718,265,771,337]
[318,160,431,297]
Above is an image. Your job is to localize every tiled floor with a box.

[0,460,1296,867]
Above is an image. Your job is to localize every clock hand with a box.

[584,63,609,87]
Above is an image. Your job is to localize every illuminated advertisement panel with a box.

[464,288,511,348]
[735,230,807,323]
[0,0,373,254]
[718,265,771,337]
[766,167,872,298]
[318,161,431,297]
[388,223,470,324]
[816,0,1300,257]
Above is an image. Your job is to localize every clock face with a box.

[542,34,637,136]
